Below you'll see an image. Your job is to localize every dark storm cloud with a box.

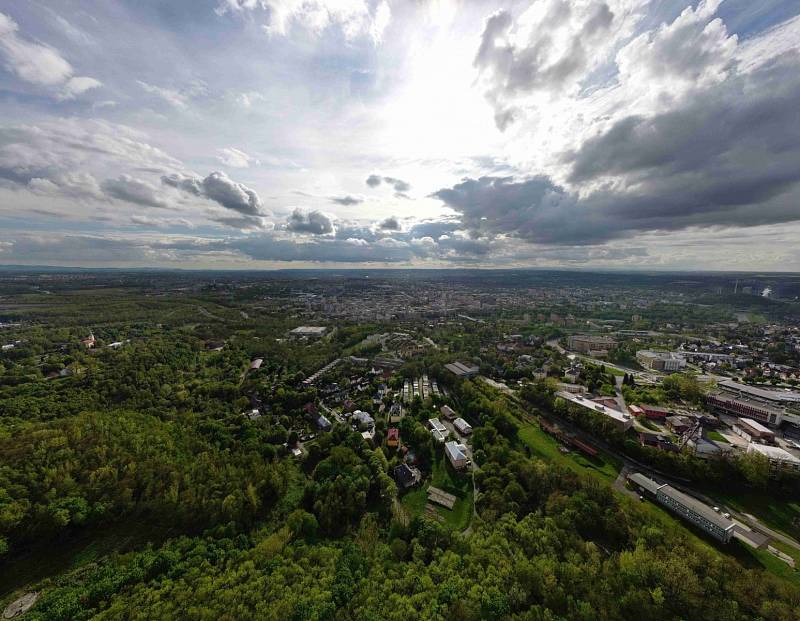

[285,209,335,235]
[566,52,800,196]
[433,175,574,241]
[435,52,800,245]
[162,171,262,216]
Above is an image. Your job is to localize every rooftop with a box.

[628,472,662,495]
[637,350,686,361]
[719,379,800,404]
[428,418,447,433]
[737,417,772,434]
[444,440,468,462]
[748,443,800,464]
[290,326,328,336]
[630,473,734,532]
[444,361,480,376]
[658,485,736,532]
[557,391,631,425]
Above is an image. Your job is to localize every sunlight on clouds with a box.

[1,0,799,269]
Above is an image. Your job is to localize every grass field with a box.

[705,430,729,443]
[704,488,800,541]
[518,423,622,484]
[399,458,474,530]
[400,486,428,516]
[741,545,800,585]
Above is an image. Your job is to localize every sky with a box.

[0,0,799,270]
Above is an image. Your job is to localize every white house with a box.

[445,440,469,469]
[429,417,449,443]
[453,418,473,436]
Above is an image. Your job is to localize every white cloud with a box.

[370,1,391,43]
[0,11,72,85]
[28,172,104,201]
[217,147,257,168]
[2,1,799,270]
[285,208,335,234]
[0,11,101,98]
[0,119,181,186]
[474,0,640,129]
[616,0,737,100]
[137,80,188,108]
[161,171,267,226]
[59,76,103,100]
[216,0,390,42]
[102,175,170,209]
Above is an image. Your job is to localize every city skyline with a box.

[1,0,799,270]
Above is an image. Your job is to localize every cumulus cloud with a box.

[226,227,491,264]
[474,0,623,129]
[286,208,335,235]
[162,171,264,217]
[616,0,738,97]
[365,174,411,196]
[202,171,262,215]
[378,215,400,230]
[102,175,169,209]
[0,12,100,98]
[433,175,572,241]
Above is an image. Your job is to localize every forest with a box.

[2,277,800,620]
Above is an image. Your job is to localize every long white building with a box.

[556,391,633,431]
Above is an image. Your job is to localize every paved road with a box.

[614,375,628,416]
[613,465,639,500]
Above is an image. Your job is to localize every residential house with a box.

[445,440,470,470]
